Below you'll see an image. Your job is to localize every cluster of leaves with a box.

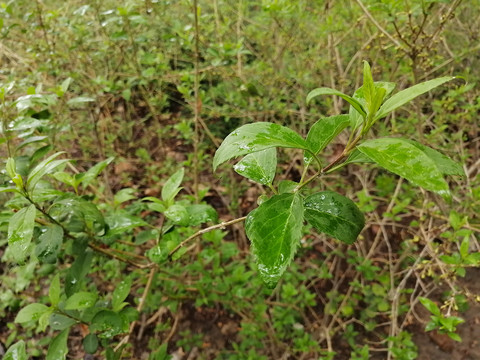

[213,61,463,288]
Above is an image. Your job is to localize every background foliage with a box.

[0,0,479,359]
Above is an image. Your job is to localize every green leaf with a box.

[343,149,375,165]
[305,114,349,164]
[8,204,36,263]
[65,291,98,310]
[83,333,99,354]
[357,138,451,200]
[234,148,277,185]
[161,168,184,203]
[114,188,136,205]
[15,303,49,323]
[112,277,132,312]
[419,297,441,316]
[186,204,218,226]
[278,180,298,194]
[67,96,95,105]
[35,225,64,264]
[363,61,375,111]
[49,273,61,307]
[49,313,77,330]
[375,76,456,120]
[46,328,69,360]
[304,191,364,244]
[66,251,93,296]
[77,157,114,189]
[213,122,308,170]
[307,87,366,117]
[91,310,126,338]
[405,140,464,176]
[447,332,462,342]
[245,193,304,288]
[3,341,28,360]
[27,152,69,192]
[105,211,147,236]
[164,204,190,226]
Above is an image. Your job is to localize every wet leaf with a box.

[245,193,304,288]
[304,191,364,244]
[8,204,36,263]
[91,310,126,338]
[357,138,451,200]
[27,152,69,192]
[213,122,308,170]
[112,277,132,312]
[65,291,98,310]
[406,140,464,176]
[234,148,277,185]
[375,76,456,120]
[164,204,190,226]
[46,328,69,360]
[162,168,184,203]
[186,204,218,226]
[3,341,28,360]
[35,225,63,264]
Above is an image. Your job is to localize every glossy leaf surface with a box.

[91,310,126,338]
[357,138,451,199]
[305,114,349,164]
[35,225,63,264]
[375,76,456,120]
[406,140,464,176]
[4,341,28,360]
[112,277,132,312]
[234,148,277,185]
[213,122,308,170]
[65,291,98,310]
[161,168,184,203]
[46,328,69,360]
[307,87,366,117]
[27,152,69,192]
[245,193,304,288]
[8,204,36,263]
[304,191,364,244]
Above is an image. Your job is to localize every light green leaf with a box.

[114,188,136,205]
[67,96,95,105]
[305,114,349,165]
[343,149,375,165]
[304,191,365,244]
[213,122,308,170]
[49,273,61,307]
[245,193,304,288]
[307,87,366,117]
[77,156,114,189]
[186,204,218,226]
[35,225,64,264]
[3,341,28,360]
[278,180,298,194]
[105,211,147,236]
[8,204,36,263]
[164,204,190,226]
[363,61,375,111]
[46,328,69,360]
[234,148,277,185]
[27,152,69,192]
[65,291,98,310]
[419,297,441,316]
[405,140,464,176]
[375,76,456,120]
[15,303,49,323]
[161,168,184,203]
[112,277,132,312]
[357,138,451,200]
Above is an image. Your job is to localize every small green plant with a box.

[419,297,465,342]
[214,61,463,287]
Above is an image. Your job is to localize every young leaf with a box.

[77,156,115,189]
[245,193,304,288]
[213,122,308,170]
[112,277,132,312]
[419,297,441,316]
[27,152,69,192]
[49,273,61,307]
[405,140,464,176]
[35,225,64,264]
[305,114,349,164]
[161,168,184,203]
[357,138,451,200]
[3,341,28,360]
[8,204,36,263]
[304,191,365,244]
[186,204,218,226]
[233,148,277,185]
[363,61,375,111]
[65,291,98,310]
[375,76,456,120]
[46,328,69,360]
[15,303,50,323]
[307,87,367,117]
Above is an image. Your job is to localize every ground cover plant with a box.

[0,0,479,359]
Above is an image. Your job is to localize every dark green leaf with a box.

[8,204,36,263]
[245,193,304,288]
[91,310,126,338]
[83,333,99,354]
[66,250,93,296]
[65,291,98,310]
[3,341,28,360]
[46,328,69,360]
[406,140,464,176]
[305,114,349,164]
[35,225,63,264]
[161,168,184,203]
[213,122,308,170]
[307,87,366,117]
[375,76,456,120]
[27,152,69,192]
[15,303,49,323]
[304,191,364,244]
[49,313,77,330]
[77,157,114,189]
[105,211,147,236]
[357,138,451,200]
[164,204,190,226]
[234,148,277,185]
